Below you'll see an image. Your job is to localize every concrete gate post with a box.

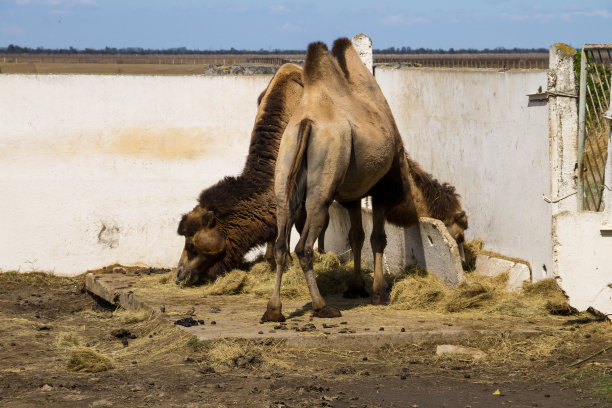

[548,43,579,215]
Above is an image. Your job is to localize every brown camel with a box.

[262,39,467,322]
[176,63,306,285]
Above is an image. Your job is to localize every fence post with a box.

[351,33,373,74]
[577,49,587,210]
[548,43,579,215]
[352,33,373,209]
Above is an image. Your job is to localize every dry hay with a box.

[114,308,155,324]
[199,251,361,299]
[462,238,483,271]
[389,269,449,310]
[390,267,576,318]
[201,269,248,296]
[522,278,578,315]
[66,348,114,372]
[193,249,576,319]
[193,338,289,372]
[0,270,79,290]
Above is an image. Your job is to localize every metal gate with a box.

[577,44,612,211]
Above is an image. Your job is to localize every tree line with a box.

[1,44,548,55]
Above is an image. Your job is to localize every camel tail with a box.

[286,118,312,218]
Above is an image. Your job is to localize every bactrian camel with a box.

[262,38,467,322]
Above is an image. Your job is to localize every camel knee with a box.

[274,240,288,266]
[297,246,314,271]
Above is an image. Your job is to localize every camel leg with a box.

[342,201,369,298]
[295,204,341,318]
[371,205,390,305]
[261,208,291,322]
[317,212,329,253]
[296,204,328,253]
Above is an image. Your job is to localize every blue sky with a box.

[0,0,610,50]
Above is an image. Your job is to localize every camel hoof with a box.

[372,291,390,306]
[261,308,286,323]
[343,285,370,299]
[313,305,342,318]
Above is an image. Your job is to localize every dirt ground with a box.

[0,271,610,408]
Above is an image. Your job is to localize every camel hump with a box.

[332,37,380,98]
[257,63,303,107]
[272,63,303,85]
[303,41,349,90]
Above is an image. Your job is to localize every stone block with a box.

[475,255,531,291]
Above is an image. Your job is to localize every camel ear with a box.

[201,211,216,228]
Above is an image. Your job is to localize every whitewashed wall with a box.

[0,74,273,275]
[377,67,552,280]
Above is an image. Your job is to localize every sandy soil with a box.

[0,272,610,408]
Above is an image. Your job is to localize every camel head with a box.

[444,209,468,261]
[176,206,226,285]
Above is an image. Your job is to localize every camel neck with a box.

[242,111,286,177]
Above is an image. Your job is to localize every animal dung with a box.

[174,317,201,327]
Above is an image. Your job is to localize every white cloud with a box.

[381,14,428,26]
[269,5,286,14]
[562,10,612,20]
[503,9,611,23]
[381,14,405,25]
[15,0,30,5]
[282,22,302,32]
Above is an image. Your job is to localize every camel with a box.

[262,39,467,322]
[175,64,306,285]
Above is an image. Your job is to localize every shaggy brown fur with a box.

[385,156,465,228]
[176,64,304,283]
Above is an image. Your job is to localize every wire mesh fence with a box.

[577,45,612,211]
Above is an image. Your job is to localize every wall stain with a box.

[106,127,211,160]
[1,126,228,160]
[98,222,120,249]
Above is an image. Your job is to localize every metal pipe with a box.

[577,48,588,211]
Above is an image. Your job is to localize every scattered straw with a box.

[523,278,578,315]
[116,308,154,324]
[198,338,288,372]
[206,252,363,299]
[56,332,82,349]
[66,348,114,372]
[390,273,449,311]
[389,267,576,318]
[202,269,248,296]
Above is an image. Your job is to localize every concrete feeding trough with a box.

[324,203,465,287]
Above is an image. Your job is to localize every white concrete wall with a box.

[376,67,552,280]
[553,211,612,315]
[0,74,273,275]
